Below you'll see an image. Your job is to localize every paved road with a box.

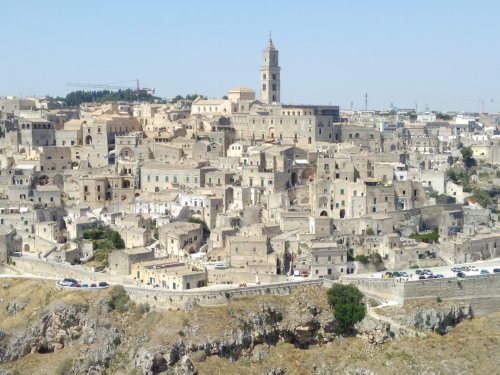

[345,258,500,281]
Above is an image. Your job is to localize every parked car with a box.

[456,272,466,278]
[493,268,500,273]
[423,269,432,275]
[81,284,89,288]
[435,274,445,278]
[383,272,393,279]
[90,283,97,288]
[392,271,401,277]
[415,269,424,275]
[469,266,478,272]
[72,283,82,288]
[400,272,409,277]
[418,275,426,280]
[58,278,78,287]
[480,269,490,275]
[98,282,109,287]
[451,267,460,272]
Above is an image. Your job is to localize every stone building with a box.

[132,259,207,290]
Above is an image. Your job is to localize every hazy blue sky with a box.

[1,0,499,112]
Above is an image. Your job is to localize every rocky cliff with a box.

[0,279,491,375]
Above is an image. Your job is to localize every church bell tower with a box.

[260,33,280,104]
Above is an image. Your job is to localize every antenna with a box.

[365,93,368,111]
[350,101,354,110]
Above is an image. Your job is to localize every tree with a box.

[460,146,476,169]
[328,284,364,308]
[365,227,375,235]
[410,231,439,244]
[470,188,493,208]
[187,217,210,237]
[334,303,366,332]
[327,284,365,333]
[436,113,453,121]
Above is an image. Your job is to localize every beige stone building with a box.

[132,259,207,290]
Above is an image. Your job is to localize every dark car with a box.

[72,283,81,288]
[415,269,423,275]
[392,271,401,277]
[456,272,466,278]
[418,275,426,280]
[435,274,445,278]
[90,283,97,288]
[98,282,109,287]
[493,268,500,273]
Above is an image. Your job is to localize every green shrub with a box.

[108,285,130,313]
[112,336,121,346]
[355,255,369,264]
[334,303,366,332]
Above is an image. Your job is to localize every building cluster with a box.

[1,38,500,288]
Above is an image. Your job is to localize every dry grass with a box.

[0,279,499,375]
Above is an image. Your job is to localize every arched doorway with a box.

[340,209,346,219]
[291,172,298,186]
[23,244,30,252]
[85,135,92,145]
[320,211,328,217]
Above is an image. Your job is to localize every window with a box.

[340,189,345,195]
[328,256,331,261]
[262,84,266,91]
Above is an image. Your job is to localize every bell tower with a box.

[260,33,280,104]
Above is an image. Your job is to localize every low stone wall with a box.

[402,274,500,302]
[339,278,405,303]
[125,279,324,309]
[7,257,137,285]
[341,274,500,313]
[207,269,287,285]
[6,256,324,309]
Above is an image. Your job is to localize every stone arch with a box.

[85,135,92,145]
[355,133,360,139]
[320,210,328,217]
[23,244,30,252]
[318,196,328,208]
[154,187,160,192]
[120,147,135,161]
[268,127,275,138]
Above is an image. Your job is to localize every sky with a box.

[1,0,499,113]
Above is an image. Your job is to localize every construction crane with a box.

[67,79,155,94]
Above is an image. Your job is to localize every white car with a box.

[58,278,78,287]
